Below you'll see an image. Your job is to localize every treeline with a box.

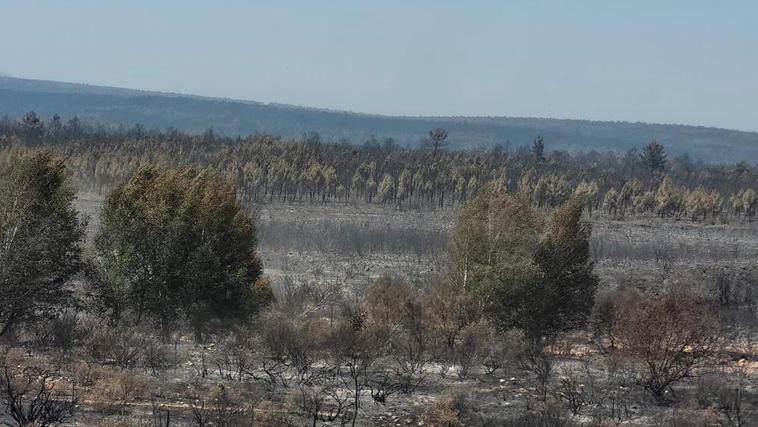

[5,75,758,163]
[0,111,757,221]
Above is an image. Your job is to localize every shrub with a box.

[503,406,577,427]
[28,311,84,354]
[420,393,465,426]
[519,343,553,403]
[483,328,522,375]
[614,291,718,402]
[84,321,148,369]
[90,368,152,414]
[190,384,249,427]
[0,354,78,427]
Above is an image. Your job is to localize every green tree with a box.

[449,182,541,307]
[94,166,269,336]
[494,199,598,340]
[0,152,85,336]
[451,183,597,341]
[641,140,667,173]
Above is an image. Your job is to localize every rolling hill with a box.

[1,75,756,163]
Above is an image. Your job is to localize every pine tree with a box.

[642,140,667,172]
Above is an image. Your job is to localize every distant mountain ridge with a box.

[1,75,756,163]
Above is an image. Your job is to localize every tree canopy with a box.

[94,166,270,335]
[0,152,85,337]
[450,182,597,341]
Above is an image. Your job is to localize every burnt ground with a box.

[16,195,755,426]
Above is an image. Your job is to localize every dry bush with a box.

[454,320,490,378]
[141,338,177,376]
[424,281,481,357]
[589,360,637,427]
[420,393,465,427]
[90,367,152,414]
[325,306,382,427]
[190,384,250,427]
[390,298,430,394]
[483,328,523,375]
[422,280,487,378]
[27,310,84,354]
[613,290,718,402]
[589,288,638,353]
[651,409,721,427]
[0,350,78,427]
[296,367,352,427]
[98,416,144,427]
[552,357,595,416]
[254,398,297,426]
[519,343,553,403]
[502,406,577,427]
[83,319,149,368]
[272,276,342,319]
[363,276,412,346]
[213,330,254,381]
[253,307,333,395]
[363,277,432,394]
[696,366,758,427]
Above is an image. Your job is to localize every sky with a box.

[1,1,757,131]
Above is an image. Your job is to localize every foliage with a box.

[516,199,597,338]
[0,152,85,337]
[449,182,541,305]
[452,183,597,340]
[0,120,755,223]
[93,166,269,335]
[642,140,667,172]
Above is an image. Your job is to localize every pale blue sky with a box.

[1,1,757,131]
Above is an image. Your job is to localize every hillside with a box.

[1,75,756,163]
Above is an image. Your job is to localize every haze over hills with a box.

[0,75,756,163]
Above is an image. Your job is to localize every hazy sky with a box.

[2,1,757,131]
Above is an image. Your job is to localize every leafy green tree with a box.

[0,152,85,336]
[449,182,541,307]
[451,183,597,341]
[94,166,269,336]
[493,199,598,340]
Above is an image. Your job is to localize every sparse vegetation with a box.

[0,124,756,425]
